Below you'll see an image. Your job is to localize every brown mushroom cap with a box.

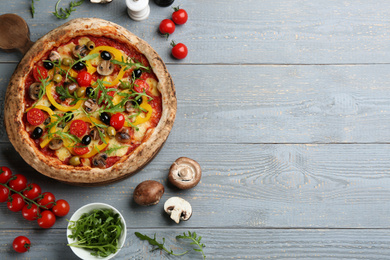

[168,157,202,190]
[133,180,165,206]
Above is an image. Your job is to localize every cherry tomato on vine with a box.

[27,108,45,126]
[73,144,90,156]
[0,186,9,203]
[23,183,42,201]
[159,19,175,36]
[52,199,70,217]
[69,120,88,138]
[37,192,56,209]
[172,7,188,25]
[22,204,40,221]
[76,71,92,87]
[7,193,26,212]
[171,41,188,59]
[0,166,12,184]
[13,236,31,253]
[8,174,28,192]
[37,210,56,228]
[110,113,125,131]
[33,65,48,81]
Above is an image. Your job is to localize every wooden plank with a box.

[0,228,390,259]
[1,63,390,143]
[1,142,390,229]
[1,0,390,64]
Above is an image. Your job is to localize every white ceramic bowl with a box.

[67,203,127,260]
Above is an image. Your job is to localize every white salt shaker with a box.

[126,0,150,21]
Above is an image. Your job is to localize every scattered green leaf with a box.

[134,232,188,256]
[53,0,84,20]
[176,231,207,259]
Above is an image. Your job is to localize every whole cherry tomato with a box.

[22,204,40,221]
[0,186,9,203]
[27,108,45,126]
[0,166,12,183]
[110,113,125,131]
[171,41,188,59]
[70,120,88,138]
[33,66,48,81]
[73,144,90,156]
[52,199,70,217]
[37,210,56,228]
[7,193,26,212]
[23,183,42,200]
[8,174,28,192]
[76,71,92,87]
[159,19,175,36]
[172,7,188,25]
[13,236,31,253]
[37,192,56,209]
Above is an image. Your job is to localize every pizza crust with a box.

[4,18,176,186]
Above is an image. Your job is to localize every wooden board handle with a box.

[0,14,34,55]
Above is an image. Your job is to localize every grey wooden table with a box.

[1,0,390,259]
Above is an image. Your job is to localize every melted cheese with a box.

[106,138,129,157]
[56,147,71,161]
[146,78,160,96]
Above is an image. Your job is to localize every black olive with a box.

[131,97,143,106]
[86,87,94,98]
[100,51,112,60]
[43,61,54,70]
[64,111,74,122]
[81,135,92,145]
[100,112,111,125]
[49,105,56,111]
[73,62,86,71]
[132,69,142,78]
[31,127,43,139]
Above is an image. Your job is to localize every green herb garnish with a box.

[176,231,207,259]
[55,85,85,105]
[134,232,188,256]
[68,209,123,258]
[48,130,80,144]
[105,145,127,155]
[94,79,118,109]
[81,108,107,144]
[31,0,40,18]
[53,0,84,19]
[111,57,149,72]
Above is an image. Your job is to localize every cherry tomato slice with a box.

[37,210,56,228]
[70,120,88,138]
[13,236,31,253]
[0,166,12,184]
[77,71,92,87]
[22,204,40,221]
[23,183,42,200]
[159,19,175,36]
[133,79,150,93]
[27,108,45,126]
[172,7,188,25]
[110,113,125,131]
[7,193,26,212]
[8,174,27,192]
[37,192,56,209]
[0,186,9,203]
[52,199,70,217]
[73,144,90,155]
[171,42,188,59]
[33,66,48,81]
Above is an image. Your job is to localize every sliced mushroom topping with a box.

[92,153,108,168]
[64,82,78,95]
[49,51,61,62]
[84,99,98,113]
[97,60,114,76]
[48,138,63,150]
[73,45,89,58]
[164,197,192,224]
[90,127,102,141]
[115,128,132,143]
[168,157,202,190]
[29,82,41,100]
[125,101,137,113]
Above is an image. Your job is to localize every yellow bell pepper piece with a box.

[124,96,153,127]
[26,105,54,117]
[46,82,84,112]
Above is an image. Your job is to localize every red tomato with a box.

[77,71,92,87]
[22,204,40,221]
[13,236,31,253]
[133,79,149,93]
[0,186,9,202]
[171,41,188,59]
[8,174,27,192]
[73,144,90,156]
[37,192,56,209]
[37,210,56,228]
[7,193,26,212]
[110,113,125,131]
[159,19,175,36]
[33,66,48,81]
[52,199,70,217]
[70,120,88,138]
[23,183,42,200]
[172,7,188,25]
[0,166,12,184]
[27,108,45,126]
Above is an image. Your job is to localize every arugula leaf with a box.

[134,232,188,256]
[48,130,81,144]
[94,79,118,109]
[55,85,85,105]
[81,108,107,144]
[105,145,127,155]
[53,0,84,20]
[31,0,40,18]
[111,57,149,72]
[176,231,207,259]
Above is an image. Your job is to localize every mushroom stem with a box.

[170,208,182,224]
